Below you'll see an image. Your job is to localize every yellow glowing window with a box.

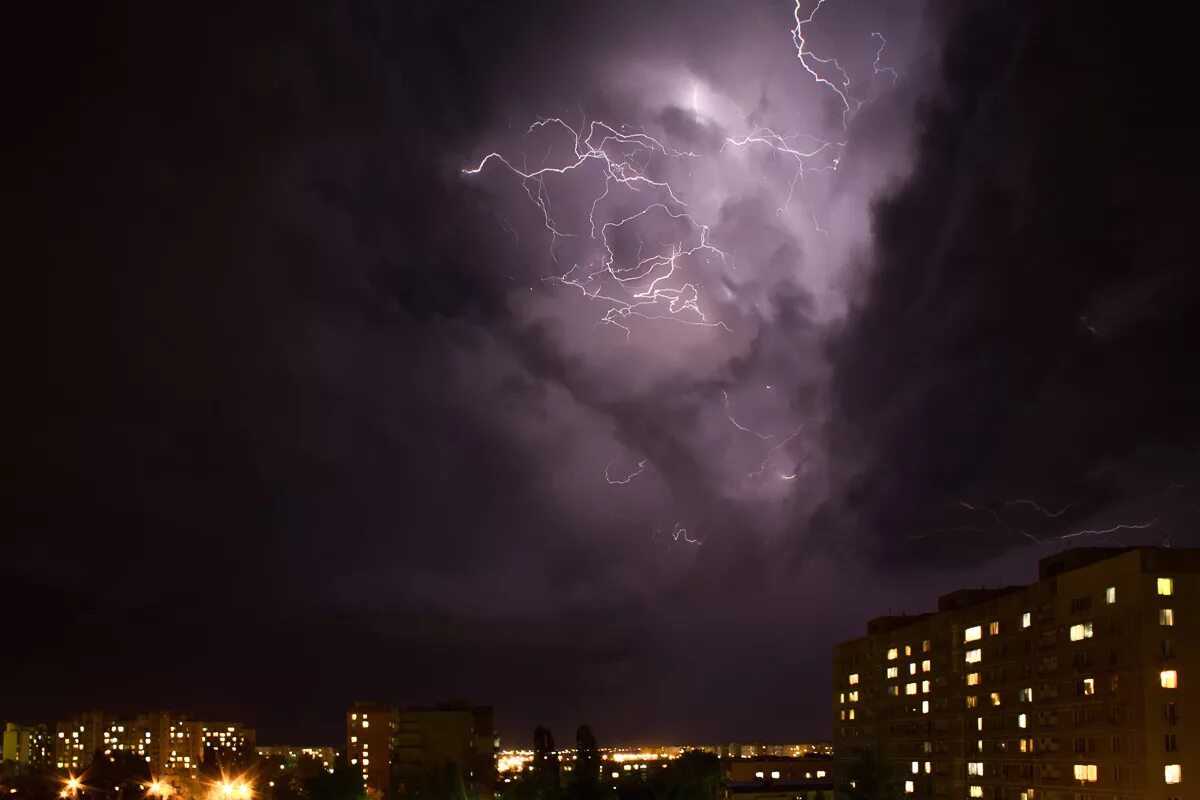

[1105,587,1116,604]
[1018,713,1027,728]
[839,692,845,704]
[906,682,918,695]
[849,691,859,702]
[849,673,859,685]
[1161,670,1178,689]
[1069,623,1093,641]
[921,659,931,672]
[1158,577,1174,596]
[967,672,980,686]
[1160,608,1175,626]
[970,786,983,798]
[1082,678,1094,695]
[888,686,899,696]
[1021,612,1031,628]
[921,680,930,693]
[966,696,978,708]
[921,700,929,714]
[965,649,982,663]
[977,717,983,731]
[911,762,918,775]
[924,762,931,774]
[990,692,1001,706]
[848,709,855,720]
[964,626,982,643]
[968,762,983,776]
[361,721,369,728]
[887,648,899,660]
[988,621,1000,635]
[1165,764,1181,784]
[904,781,914,794]
[905,645,912,656]
[909,663,917,675]
[1073,764,1097,782]
[887,666,899,678]
[922,639,931,652]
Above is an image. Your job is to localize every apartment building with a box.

[833,547,1198,800]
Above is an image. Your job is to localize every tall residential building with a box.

[55,711,105,771]
[833,547,1198,800]
[345,702,497,800]
[346,702,399,795]
[199,721,255,766]
[3,723,54,772]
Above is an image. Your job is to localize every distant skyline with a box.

[7,0,1198,745]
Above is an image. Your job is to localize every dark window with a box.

[1165,733,1178,751]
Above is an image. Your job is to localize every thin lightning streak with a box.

[722,390,773,440]
[749,426,805,478]
[792,0,856,127]
[1057,520,1158,540]
[959,501,1040,544]
[605,458,648,486]
[871,32,899,86]
[1003,499,1079,518]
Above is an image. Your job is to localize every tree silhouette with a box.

[569,726,599,799]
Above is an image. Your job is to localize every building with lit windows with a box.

[345,702,496,800]
[199,721,255,766]
[346,702,399,796]
[3,723,54,773]
[55,711,105,771]
[833,547,1198,800]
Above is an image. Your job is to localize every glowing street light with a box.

[64,777,82,797]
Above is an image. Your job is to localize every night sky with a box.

[7,0,1199,747]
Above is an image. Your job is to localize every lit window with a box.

[904,781,914,794]
[909,663,917,675]
[924,762,931,774]
[967,672,980,686]
[1105,587,1116,604]
[1018,713,1027,728]
[966,649,982,664]
[1160,608,1175,626]
[977,717,983,731]
[921,700,929,714]
[1020,687,1033,702]
[771,771,780,779]
[1021,612,1031,629]
[965,626,982,643]
[351,714,357,720]
[888,686,899,696]
[988,621,1000,636]
[840,693,845,704]
[911,762,919,774]
[905,645,912,656]
[1073,764,1098,782]
[848,709,855,720]
[921,680,930,693]
[1158,578,1174,596]
[922,640,931,652]
[849,691,859,702]
[1161,670,1178,689]
[1069,623,1094,641]
[970,786,983,798]
[361,721,369,728]
[990,692,1002,706]
[888,666,899,678]
[350,736,357,743]
[921,659,931,673]
[968,762,983,776]
[906,682,918,695]
[849,673,859,685]
[1082,678,1095,695]
[966,696,978,708]
[1165,764,1181,784]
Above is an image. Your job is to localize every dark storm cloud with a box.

[825,0,1200,562]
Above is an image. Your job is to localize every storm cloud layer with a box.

[7,0,1199,744]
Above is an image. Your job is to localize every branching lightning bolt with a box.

[871,32,899,86]
[792,0,856,127]
[1057,520,1158,541]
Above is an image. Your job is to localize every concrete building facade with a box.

[833,547,1198,800]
